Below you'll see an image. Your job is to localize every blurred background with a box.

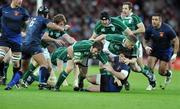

[1,0,180,69]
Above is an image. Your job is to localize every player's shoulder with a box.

[19,6,29,13]
[131,13,139,17]
[111,17,124,25]
[111,17,122,22]
[162,23,173,30]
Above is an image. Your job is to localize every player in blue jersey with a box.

[0,0,29,85]
[144,13,179,90]
[5,6,67,90]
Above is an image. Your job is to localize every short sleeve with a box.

[167,25,177,40]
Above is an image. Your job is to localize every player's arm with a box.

[143,28,152,55]
[123,57,137,65]
[89,32,98,40]
[98,52,127,80]
[171,36,179,61]
[62,33,76,44]
[94,34,106,42]
[124,27,136,37]
[103,63,127,80]
[133,22,145,34]
[42,32,65,45]
[46,22,67,32]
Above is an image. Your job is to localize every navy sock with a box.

[8,71,23,88]
[39,67,49,84]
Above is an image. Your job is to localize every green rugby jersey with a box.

[51,40,108,65]
[118,12,143,48]
[118,13,142,31]
[106,34,138,58]
[94,17,128,36]
[73,40,108,64]
[41,28,66,48]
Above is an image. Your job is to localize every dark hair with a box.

[53,14,67,24]
[123,2,133,10]
[152,12,162,20]
[92,41,103,51]
[38,6,49,17]
[100,11,110,20]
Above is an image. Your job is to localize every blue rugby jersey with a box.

[145,23,176,50]
[24,16,50,46]
[0,5,29,44]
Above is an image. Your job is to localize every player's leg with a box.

[130,62,156,89]
[56,59,68,87]
[0,49,11,85]
[159,60,172,86]
[0,46,9,83]
[8,51,22,88]
[146,56,158,90]
[73,64,79,88]
[5,58,31,90]
[46,56,57,88]
[21,59,38,83]
[54,60,74,91]
[32,52,50,89]
[86,74,101,92]
[78,65,88,90]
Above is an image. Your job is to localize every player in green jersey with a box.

[51,40,105,91]
[86,34,155,92]
[19,14,76,89]
[89,11,137,89]
[118,2,155,90]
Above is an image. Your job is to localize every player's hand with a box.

[114,77,122,86]
[55,39,65,46]
[123,58,130,65]
[103,64,113,72]
[171,54,177,63]
[145,46,152,55]
[64,25,71,31]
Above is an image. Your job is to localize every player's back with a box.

[24,16,49,46]
[73,40,93,53]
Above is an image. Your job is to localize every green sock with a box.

[55,71,68,89]
[22,63,36,81]
[140,66,154,81]
[31,74,39,81]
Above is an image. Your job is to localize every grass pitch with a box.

[0,66,180,109]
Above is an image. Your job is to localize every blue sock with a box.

[39,67,49,84]
[8,71,22,88]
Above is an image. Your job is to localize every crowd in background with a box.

[3,0,180,55]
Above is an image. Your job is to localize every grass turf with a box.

[0,66,180,109]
